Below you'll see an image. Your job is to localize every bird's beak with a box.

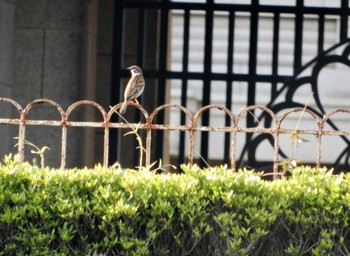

[127,67,132,70]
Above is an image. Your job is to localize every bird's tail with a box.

[119,101,128,114]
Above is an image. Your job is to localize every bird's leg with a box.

[133,99,140,104]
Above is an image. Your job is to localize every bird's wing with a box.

[124,76,144,100]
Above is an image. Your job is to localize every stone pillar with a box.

[93,0,115,165]
[13,0,97,168]
[0,0,16,158]
[82,0,98,167]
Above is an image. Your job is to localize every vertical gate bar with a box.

[294,0,304,74]
[109,0,125,165]
[179,9,190,166]
[271,12,280,174]
[200,0,214,166]
[317,14,325,55]
[155,0,169,162]
[340,0,349,42]
[137,8,145,66]
[111,0,124,105]
[134,7,146,167]
[271,12,280,97]
[224,10,235,164]
[247,0,259,164]
[247,0,258,106]
[60,126,67,169]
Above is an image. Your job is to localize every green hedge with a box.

[0,155,349,255]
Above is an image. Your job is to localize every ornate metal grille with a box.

[112,0,350,169]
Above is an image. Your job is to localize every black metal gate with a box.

[111,0,350,170]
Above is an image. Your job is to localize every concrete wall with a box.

[0,0,102,167]
[93,0,114,166]
[0,0,16,158]
[0,0,14,97]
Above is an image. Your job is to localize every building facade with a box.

[1,0,350,169]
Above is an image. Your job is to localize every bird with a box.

[119,65,145,114]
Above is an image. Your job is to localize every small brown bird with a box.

[119,65,145,114]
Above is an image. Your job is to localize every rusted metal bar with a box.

[61,125,67,170]
[103,126,110,168]
[18,117,25,163]
[0,119,21,125]
[316,122,322,169]
[231,128,237,171]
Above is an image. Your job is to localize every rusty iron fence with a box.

[1,97,350,174]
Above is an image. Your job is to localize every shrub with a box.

[0,155,349,255]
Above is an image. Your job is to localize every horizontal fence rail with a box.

[0,97,350,174]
